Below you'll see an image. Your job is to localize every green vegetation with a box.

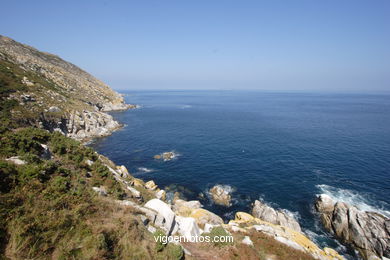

[0,127,186,259]
[202,226,233,247]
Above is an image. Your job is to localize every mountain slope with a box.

[0,35,135,140]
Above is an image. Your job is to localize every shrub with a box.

[202,226,233,247]
[0,160,18,193]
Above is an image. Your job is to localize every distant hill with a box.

[0,35,134,140]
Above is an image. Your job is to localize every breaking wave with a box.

[137,167,154,173]
[316,184,390,218]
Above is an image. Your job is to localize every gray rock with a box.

[251,200,302,232]
[315,194,390,260]
[48,106,61,112]
[40,144,52,159]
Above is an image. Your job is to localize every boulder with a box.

[92,186,107,196]
[156,190,166,200]
[242,236,254,246]
[131,178,144,187]
[40,144,52,159]
[315,194,390,260]
[144,199,176,235]
[48,106,61,113]
[209,184,233,207]
[176,216,201,239]
[173,199,202,216]
[127,186,141,198]
[145,180,158,190]
[85,159,94,166]
[5,156,26,165]
[252,200,302,232]
[315,194,335,213]
[117,165,130,177]
[189,208,224,228]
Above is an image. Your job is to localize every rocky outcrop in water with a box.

[209,184,233,207]
[252,199,302,232]
[315,194,390,260]
[154,151,178,161]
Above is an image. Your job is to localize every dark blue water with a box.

[91,90,390,254]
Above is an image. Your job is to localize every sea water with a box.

[91,90,390,257]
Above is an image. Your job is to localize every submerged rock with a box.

[209,184,233,207]
[251,200,302,232]
[315,194,390,260]
[153,151,178,161]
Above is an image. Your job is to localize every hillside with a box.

[0,36,345,260]
[0,35,135,140]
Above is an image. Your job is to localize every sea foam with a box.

[316,184,390,218]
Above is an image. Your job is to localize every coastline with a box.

[89,99,345,260]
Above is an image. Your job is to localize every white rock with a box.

[127,186,141,198]
[92,186,107,196]
[5,156,26,165]
[40,144,52,159]
[118,165,130,177]
[85,159,94,166]
[275,236,305,252]
[231,225,247,233]
[147,225,157,234]
[48,106,61,112]
[145,180,158,190]
[176,216,201,239]
[203,223,215,233]
[242,236,254,246]
[144,199,176,235]
[156,189,166,200]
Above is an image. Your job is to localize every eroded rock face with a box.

[251,200,302,232]
[209,184,233,207]
[315,194,390,260]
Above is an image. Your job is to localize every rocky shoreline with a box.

[2,34,386,260]
[91,156,345,260]
[315,194,390,260]
[89,118,389,260]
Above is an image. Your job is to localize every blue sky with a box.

[1,0,389,92]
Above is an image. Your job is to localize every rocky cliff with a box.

[315,194,390,260]
[0,35,135,140]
